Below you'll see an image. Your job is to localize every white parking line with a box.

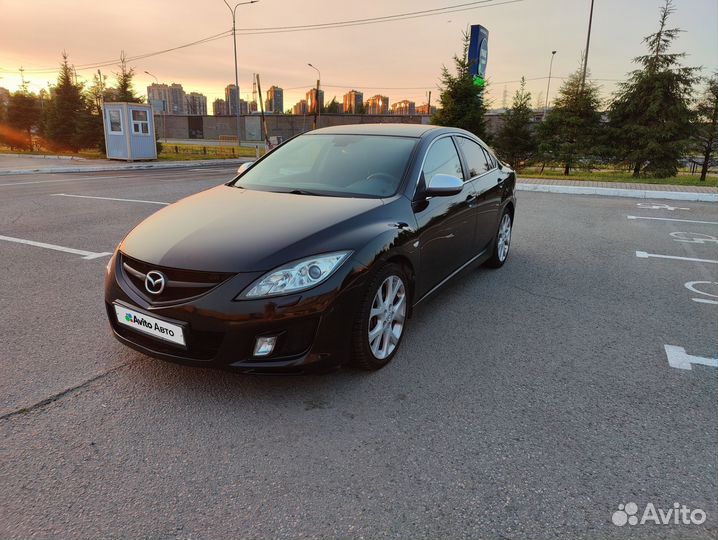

[0,175,135,187]
[635,251,718,264]
[636,203,690,210]
[627,215,718,225]
[0,235,111,260]
[51,193,169,205]
[664,345,718,370]
[685,281,718,305]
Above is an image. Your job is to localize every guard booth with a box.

[102,102,157,161]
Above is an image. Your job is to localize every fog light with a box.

[253,335,277,357]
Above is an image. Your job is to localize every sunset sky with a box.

[0,0,716,111]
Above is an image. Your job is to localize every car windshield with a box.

[232,134,417,198]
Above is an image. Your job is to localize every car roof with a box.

[308,123,447,138]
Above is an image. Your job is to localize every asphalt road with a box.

[0,166,716,539]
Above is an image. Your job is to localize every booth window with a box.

[108,110,122,133]
[131,110,150,135]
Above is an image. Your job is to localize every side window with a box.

[131,110,150,135]
[422,137,464,185]
[482,147,498,170]
[456,137,491,177]
[108,109,122,133]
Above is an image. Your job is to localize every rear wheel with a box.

[485,210,512,268]
[351,263,408,370]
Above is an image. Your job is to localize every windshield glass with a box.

[232,134,417,198]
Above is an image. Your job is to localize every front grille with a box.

[120,252,234,304]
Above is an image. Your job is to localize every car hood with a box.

[120,185,385,272]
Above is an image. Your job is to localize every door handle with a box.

[466,193,478,206]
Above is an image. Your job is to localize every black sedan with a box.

[105,124,516,372]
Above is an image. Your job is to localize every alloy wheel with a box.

[497,213,512,262]
[368,275,406,360]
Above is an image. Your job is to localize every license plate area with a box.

[113,303,186,347]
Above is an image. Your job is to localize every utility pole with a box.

[308,63,321,130]
[543,50,557,120]
[224,0,259,146]
[580,0,595,92]
[427,90,431,115]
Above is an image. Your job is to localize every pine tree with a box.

[43,52,95,152]
[493,77,536,170]
[108,52,143,103]
[608,0,699,177]
[536,67,603,175]
[431,32,488,139]
[3,88,41,151]
[692,74,718,182]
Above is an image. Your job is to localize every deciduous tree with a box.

[3,88,41,151]
[692,74,718,182]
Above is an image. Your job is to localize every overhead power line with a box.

[1,0,523,74]
[233,0,523,35]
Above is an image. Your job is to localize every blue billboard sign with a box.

[468,24,489,87]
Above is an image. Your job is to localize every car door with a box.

[455,136,503,252]
[413,136,479,298]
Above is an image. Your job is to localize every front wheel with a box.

[485,210,513,268]
[351,263,408,370]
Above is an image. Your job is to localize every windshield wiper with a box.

[285,189,322,196]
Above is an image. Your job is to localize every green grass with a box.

[521,167,717,187]
[0,143,262,161]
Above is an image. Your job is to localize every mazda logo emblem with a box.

[145,270,166,295]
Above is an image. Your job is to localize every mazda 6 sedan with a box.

[105,124,516,372]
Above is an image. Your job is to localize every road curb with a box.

[517,183,718,202]
[0,158,251,176]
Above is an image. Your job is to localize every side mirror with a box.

[237,162,254,175]
[425,173,463,196]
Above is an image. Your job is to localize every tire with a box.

[351,263,409,370]
[485,209,513,268]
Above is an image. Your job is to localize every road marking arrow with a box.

[664,345,718,370]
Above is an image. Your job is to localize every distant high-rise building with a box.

[225,84,240,115]
[186,92,208,115]
[343,90,363,114]
[239,99,258,115]
[265,86,284,113]
[293,100,308,115]
[391,99,416,115]
[365,95,389,114]
[213,98,228,116]
[147,83,170,114]
[416,103,437,115]
[306,88,324,114]
[167,83,187,115]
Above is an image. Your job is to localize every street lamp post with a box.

[543,51,557,120]
[308,63,320,130]
[224,0,259,146]
[145,70,167,141]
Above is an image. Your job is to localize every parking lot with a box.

[1,166,716,539]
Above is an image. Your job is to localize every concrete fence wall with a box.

[153,113,431,142]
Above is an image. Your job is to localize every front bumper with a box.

[104,252,369,372]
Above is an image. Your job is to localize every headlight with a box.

[239,251,352,299]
